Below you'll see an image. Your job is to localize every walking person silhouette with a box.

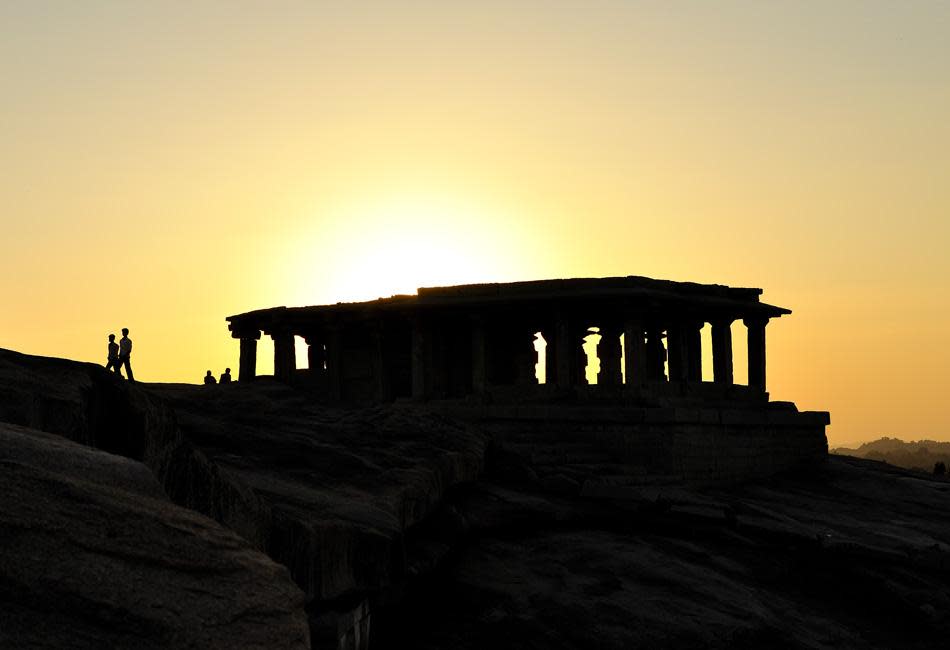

[105,334,121,375]
[119,328,134,382]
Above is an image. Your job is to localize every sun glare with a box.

[297,193,529,303]
[332,233,485,301]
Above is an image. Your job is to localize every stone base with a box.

[437,403,829,485]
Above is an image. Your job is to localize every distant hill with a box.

[832,436,950,473]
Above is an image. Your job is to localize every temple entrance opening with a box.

[620,333,626,384]
[584,327,601,384]
[533,331,547,384]
[294,335,309,370]
[258,337,275,377]
[661,331,669,380]
[701,324,713,382]
[732,321,748,386]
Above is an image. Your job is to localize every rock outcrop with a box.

[5,347,950,650]
[0,348,489,648]
[0,422,310,649]
[149,382,488,607]
[383,455,950,649]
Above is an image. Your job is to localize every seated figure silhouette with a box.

[105,334,121,375]
[219,368,232,384]
[204,370,217,385]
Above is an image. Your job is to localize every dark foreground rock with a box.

[382,455,950,650]
[149,380,488,647]
[4,347,950,649]
[0,422,310,649]
[0,348,489,647]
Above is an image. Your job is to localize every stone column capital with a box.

[690,320,706,332]
[269,327,295,341]
[597,321,623,338]
[743,316,770,329]
[229,323,261,340]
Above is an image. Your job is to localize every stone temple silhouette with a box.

[227,275,829,483]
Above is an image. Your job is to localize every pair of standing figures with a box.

[106,328,134,382]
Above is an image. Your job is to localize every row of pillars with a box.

[540,315,767,391]
[412,313,770,396]
[233,328,310,383]
[230,313,770,397]
[233,324,370,402]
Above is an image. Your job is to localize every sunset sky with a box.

[2,2,948,446]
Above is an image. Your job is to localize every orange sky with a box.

[2,3,949,446]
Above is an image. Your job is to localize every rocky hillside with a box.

[0,421,309,648]
[375,454,950,649]
[4,347,950,649]
[147,380,488,644]
[0,348,488,648]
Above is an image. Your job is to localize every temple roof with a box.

[227,275,790,334]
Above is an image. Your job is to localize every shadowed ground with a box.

[149,380,487,605]
[0,422,310,649]
[379,455,950,649]
[2,347,950,649]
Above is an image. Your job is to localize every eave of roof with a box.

[226,275,791,328]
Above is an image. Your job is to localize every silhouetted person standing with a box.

[119,328,134,383]
[219,368,232,384]
[105,334,121,375]
[204,370,217,385]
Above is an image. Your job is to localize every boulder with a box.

[0,423,310,649]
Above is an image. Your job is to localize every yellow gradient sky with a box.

[2,2,948,446]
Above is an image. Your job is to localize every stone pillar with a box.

[667,324,688,382]
[237,333,260,382]
[272,331,296,383]
[554,312,575,388]
[686,321,703,382]
[542,327,557,385]
[471,317,487,393]
[745,317,768,392]
[514,329,539,386]
[231,329,261,381]
[371,324,390,402]
[326,325,343,402]
[307,342,318,371]
[711,319,734,385]
[302,330,325,374]
[430,320,448,398]
[597,325,623,386]
[411,316,428,399]
[645,328,666,381]
[574,327,590,386]
[623,317,646,386]
[306,339,326,374]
